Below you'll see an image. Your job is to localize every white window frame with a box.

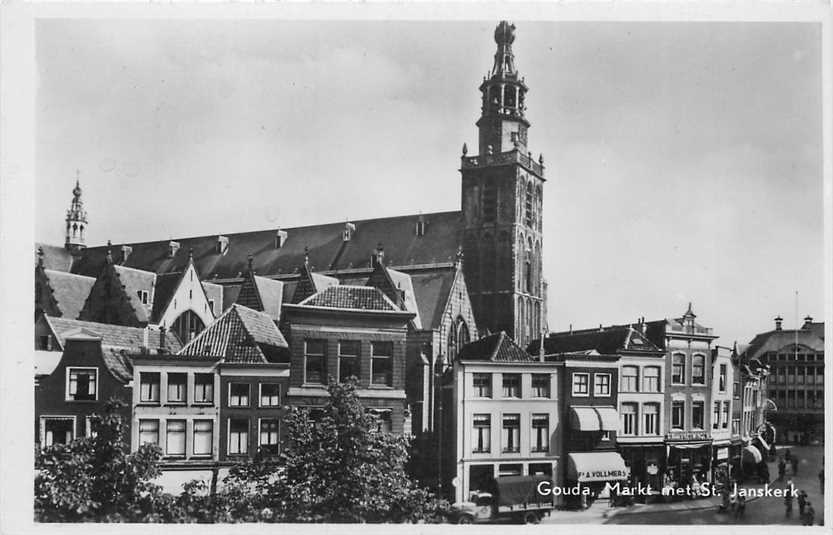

[472,414,491,454]
[65,367,98,402]
[228,382,250,408]
[530,413,549,453]
[593,373,611,397]
[643,366,661,392]
[227,418,249,455]
[620,403,638,436]
[572,372,590,397]
[39,415,76,448]
[672,353,686,385]
[193,373,214,404]
[139,371,161,403]
[192,419,214,457]
[138,418,160,446]
[643,403,660,435]
[166,372,187,404]
[691,354,706,385]
[691,400,705,430]
[671,400,685,430]
[502,373,522,398]
[303,339,326,385]
[370,341,394,387]
[259,383,281,408]
[165,419,187,457]
[531,374,550,398]
[337,340,361,383]
[501,413,521,453]
[257,417,280,455]
[621,365,639,393]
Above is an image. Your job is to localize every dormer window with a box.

[216,236,229,255]
[275,229,288,249]
[342,222,356,242]
[137,290,149,305]
[415,218,426,237]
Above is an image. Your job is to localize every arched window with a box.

[457,319,471,348]
[482,234,495,290]
[524,182,533,227]
[525,238,534,295]
[171,310,205,344]
[483,183,497,223]
[447,317,471,364]
[536,186,543,232]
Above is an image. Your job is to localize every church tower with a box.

[460,21,546,346]
[65,171,88,255]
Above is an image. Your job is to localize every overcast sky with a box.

[35,20,823,345]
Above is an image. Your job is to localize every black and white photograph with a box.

[0,3,830,529]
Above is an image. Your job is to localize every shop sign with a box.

[646,463,659,475]
[577,468,629,482]
[716,448,729,460]
[665,430,709,441]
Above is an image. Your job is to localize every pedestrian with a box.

[778,457,786,481]
[797,489,807,515]
[785,480,795,518]
[791,456,799,476]
[803,502,815,526]
[735,493,746,519]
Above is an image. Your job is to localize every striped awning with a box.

[742,444,763,464]
[570,407,600,431]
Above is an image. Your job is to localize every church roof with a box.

[66,210,463,280]
[150,271,184,323]
[202,281,224,313]
[111,265,156,324]
[41,315,183,353]
[178,304,289,363]
[36,243,75,272]
[42,269,95,319]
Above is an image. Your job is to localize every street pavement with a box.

[540,445,825,525]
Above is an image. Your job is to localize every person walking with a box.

[803,502,815,526]
[785,479,795,518]
[778,457,786,481]
[797,489,807,515]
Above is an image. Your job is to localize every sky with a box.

[35,20,824,346]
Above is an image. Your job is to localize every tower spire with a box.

[475,21,530,156]
[65,171,88,255]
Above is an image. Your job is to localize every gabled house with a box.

[35,249,95,320]
[34,322,178,448]
[281,267,415,434]
[131,304,291,471]
[534,325,665,493]
[449,332,560,503]
[75,247,217,343]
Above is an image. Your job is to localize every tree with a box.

[34,399,173,522]
[214,379,450,523]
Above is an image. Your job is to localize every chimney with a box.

[275,229,288,248]
[142,326,149,350]
[120,245,133,264]
[159,325,167,351]
[774,316,783,331]
[168,240,180,258]
[371,242,385,268]
[803,315,813,329]
[216,235,229,255]
[415,214,426,237]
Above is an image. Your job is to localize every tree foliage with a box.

[34,399,174,522]
[34,383,450,523]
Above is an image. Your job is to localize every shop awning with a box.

[594,407,619,431]
[742,444,763,464]
[570,407,600,431]
[567,452,630,483]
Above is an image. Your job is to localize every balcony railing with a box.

[461,149,544,177]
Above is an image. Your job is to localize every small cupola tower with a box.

[64,171,88,254]
[476,21,530,155]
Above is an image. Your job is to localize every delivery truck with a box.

[452,475,555,524]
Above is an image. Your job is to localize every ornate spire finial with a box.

[247,253,254,273]
[455,244,464,269]
[105,240,113,264]
[188,247,194,261]
[462,142,468,156]
[303,246,309,267]
[37,246,45,267]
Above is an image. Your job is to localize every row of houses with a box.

[34,239,785,503]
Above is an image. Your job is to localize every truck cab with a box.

[452,475,553,524]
